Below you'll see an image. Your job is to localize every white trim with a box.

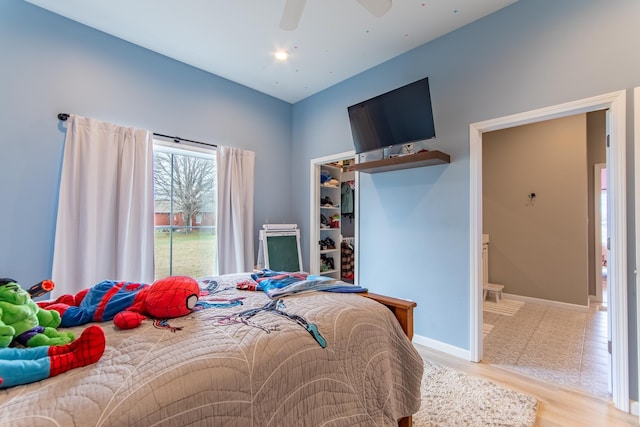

[412,334,471,360]
[309,151,358,280]
[469,90,629,411]
[503,293,588,312]
[607,92,629,412]
[309,161,320,274]
[634,86,640,422]
[469,125,483,362]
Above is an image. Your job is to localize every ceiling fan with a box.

[280,0,392,31]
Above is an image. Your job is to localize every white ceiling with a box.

[24,0,517,104]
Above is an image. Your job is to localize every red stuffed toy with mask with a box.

[38,276,199,330]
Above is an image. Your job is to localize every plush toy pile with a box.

[0,275,199,389]
[0,278,106,389]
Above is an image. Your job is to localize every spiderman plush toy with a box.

[38,276,200,329]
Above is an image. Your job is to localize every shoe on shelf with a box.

[320,196,339,208]
[318,237,336,250]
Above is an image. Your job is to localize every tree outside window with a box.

[153,144,217,279]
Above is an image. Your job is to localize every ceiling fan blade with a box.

[280,0,307,31]
[357,0,392,17]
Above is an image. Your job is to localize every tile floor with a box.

[483,295,610,399]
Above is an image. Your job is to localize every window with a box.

[153,141,217,279]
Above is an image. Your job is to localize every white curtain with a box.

[216,146,255,274]
[52,115,155,297]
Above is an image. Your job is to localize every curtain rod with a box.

[57,113,217,148]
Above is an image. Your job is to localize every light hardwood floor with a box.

[414,344,638,426]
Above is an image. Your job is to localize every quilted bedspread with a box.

[0,273,423,426]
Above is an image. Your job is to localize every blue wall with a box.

[291,0,640,358]
[0,0,293,287]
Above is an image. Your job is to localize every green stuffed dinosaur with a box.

[0,278,74,348]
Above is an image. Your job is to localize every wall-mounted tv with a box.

[347,77,436,154]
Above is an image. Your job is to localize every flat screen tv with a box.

[347,77,436,154]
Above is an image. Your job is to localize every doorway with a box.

[469,90,629,411]
[480,113,610,399]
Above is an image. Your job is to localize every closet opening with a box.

[309,151,358,283]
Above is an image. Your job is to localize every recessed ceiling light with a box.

[275,51,290,60]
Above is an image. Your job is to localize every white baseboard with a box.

[503,293,589,312]
[413,333,470,360]
[631,400,639,416]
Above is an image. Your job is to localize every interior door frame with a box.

[633,86,640,420]
[469,90,629,411]
[309,150,358,280]
[594,162,606,303]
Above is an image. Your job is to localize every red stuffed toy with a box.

[38,276,199,330]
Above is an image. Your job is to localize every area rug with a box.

[483,299,524,316]
[413,359,538,427]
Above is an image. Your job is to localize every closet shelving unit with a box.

[319,163,341,279]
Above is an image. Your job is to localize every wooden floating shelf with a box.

[353,150,451,174]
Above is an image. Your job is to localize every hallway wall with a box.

[483,114,588,305]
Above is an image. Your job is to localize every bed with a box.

[0,273,423,426]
